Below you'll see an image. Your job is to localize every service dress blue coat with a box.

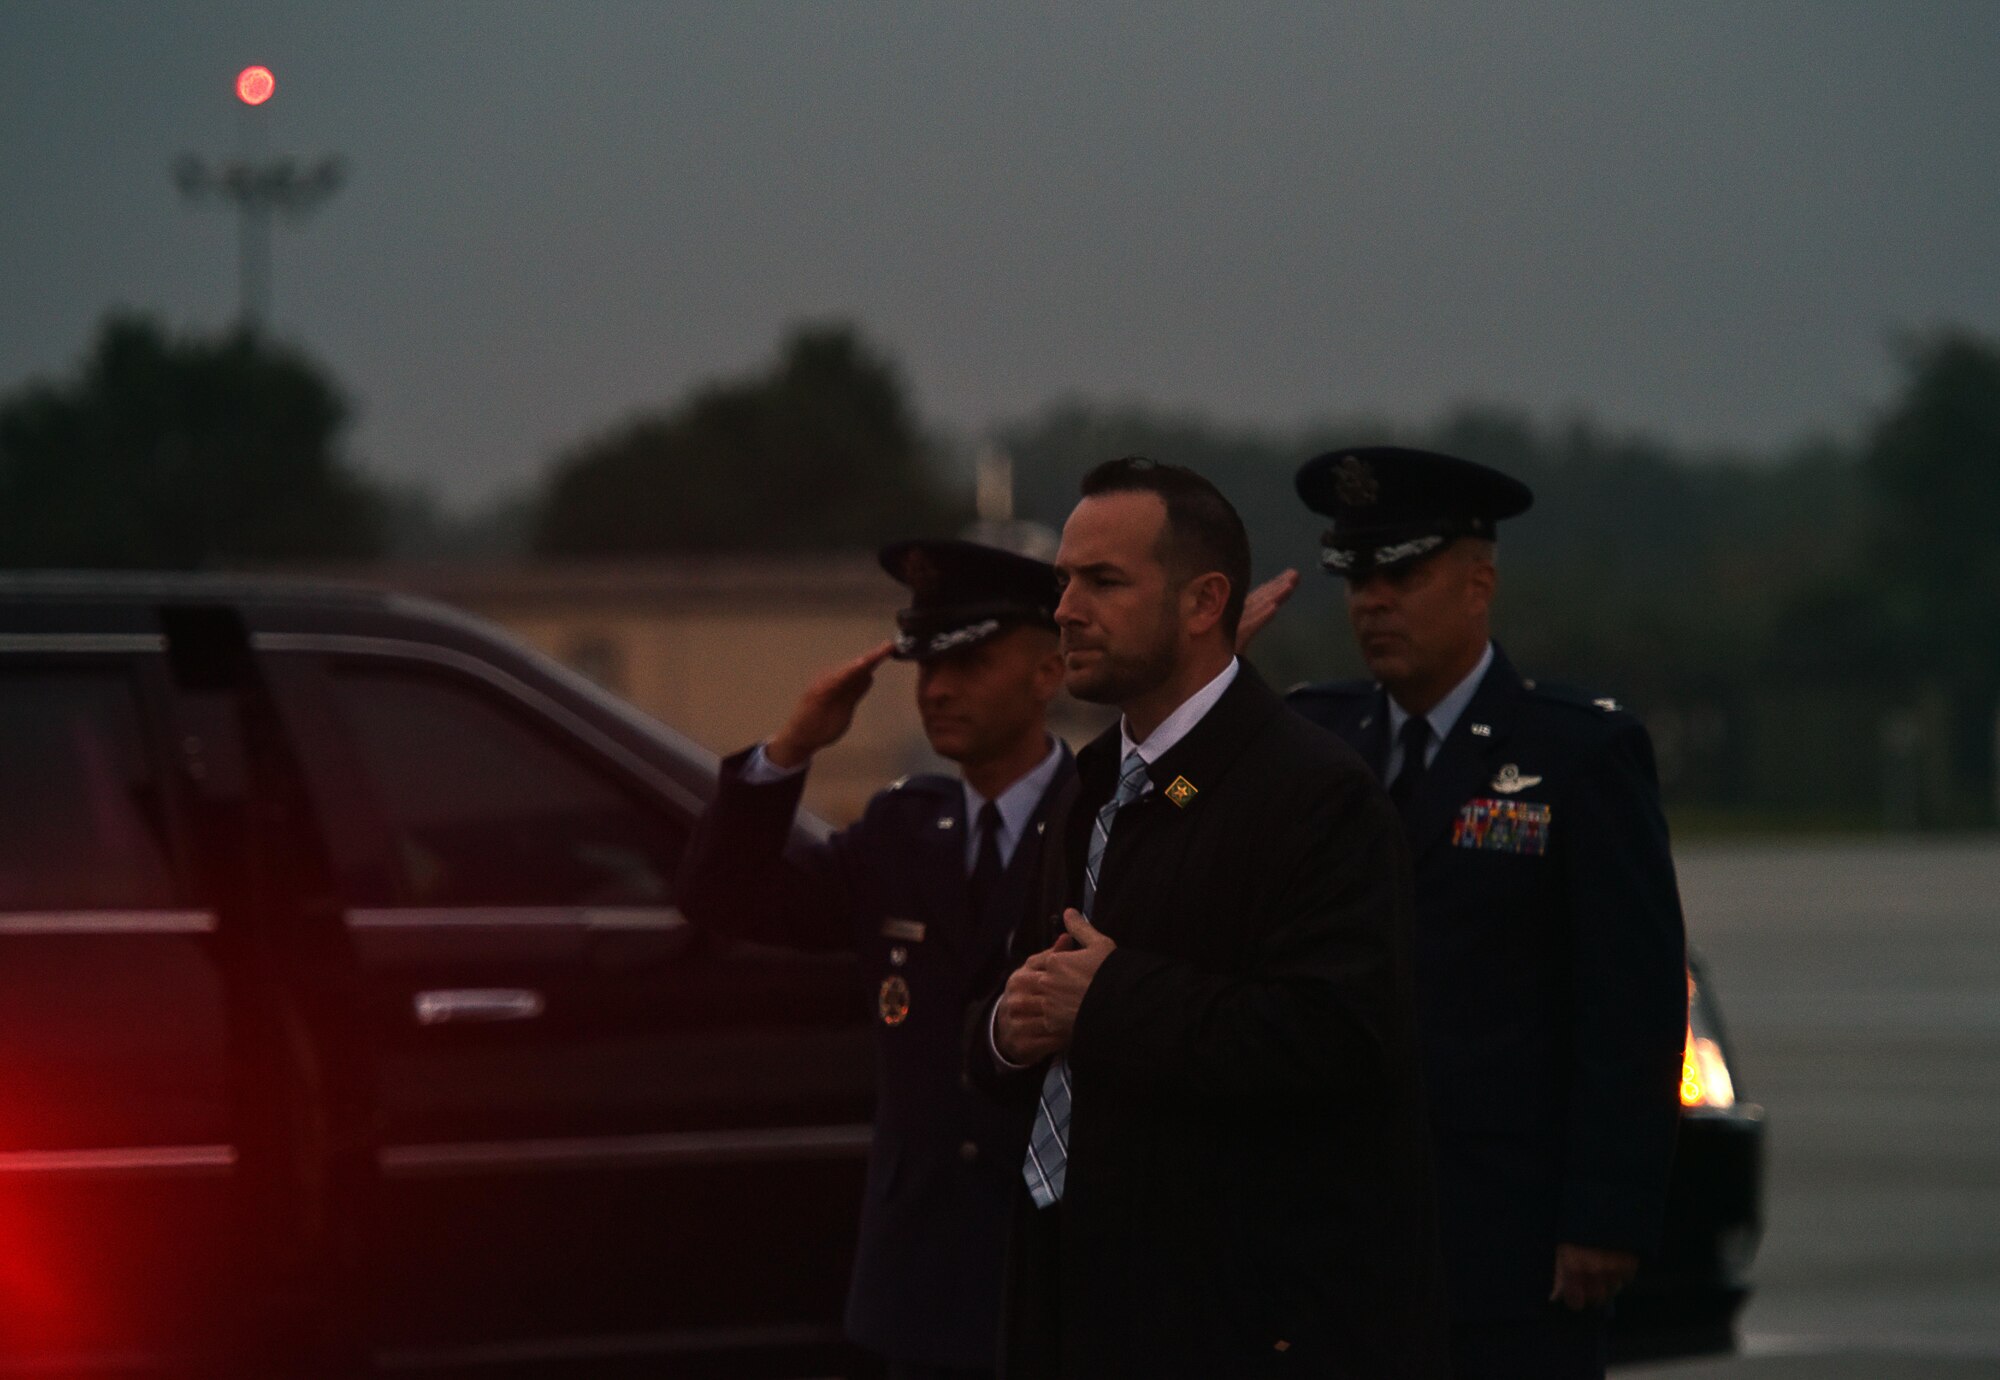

[676,745,1072,1369]
[1289,647,1688,1321]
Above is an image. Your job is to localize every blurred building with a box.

[324,557,1105,824]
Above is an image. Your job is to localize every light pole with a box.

[175,65,345,332]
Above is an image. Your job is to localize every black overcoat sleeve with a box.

[1555,719,1689,1250]
[674,744,866,954]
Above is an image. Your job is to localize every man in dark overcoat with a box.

[975,458,1448,1379]
[676,539,1073,1380]
[1283,447,1689,1379]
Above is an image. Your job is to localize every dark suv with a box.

[0,573,1758,1376]
[0,574,873,1377]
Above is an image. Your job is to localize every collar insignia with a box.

[1491,763,1542,794]
[1164,775,1199,808]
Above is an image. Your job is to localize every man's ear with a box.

[1466,552,1498,617]
[1182,571,1231,637]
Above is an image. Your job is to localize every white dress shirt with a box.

[1119,656,1240,772]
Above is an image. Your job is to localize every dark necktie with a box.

[969,800,1005,917]
[1388,716,1431,830]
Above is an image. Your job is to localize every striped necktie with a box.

[1022,750,1150,1209]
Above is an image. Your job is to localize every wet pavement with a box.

[1624,837,2000,1378]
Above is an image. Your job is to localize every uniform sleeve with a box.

[673,745,867,954]
[1068,772,1419,1106]
[1555,719,1689,1252]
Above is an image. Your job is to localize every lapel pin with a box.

[1360,715,1375,729]
[1594,697,1621,712]
[1470,723,1492,738]
[937,816,956,830]
[1164,775,1199,808]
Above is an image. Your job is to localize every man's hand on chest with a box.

[994,909,1118,1063]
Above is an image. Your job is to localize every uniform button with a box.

[958,1140,979,1163]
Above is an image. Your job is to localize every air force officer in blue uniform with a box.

[676,540,1074,1380]
[1283,449,1687,1380]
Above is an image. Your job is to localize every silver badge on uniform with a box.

[1491,764,1542,794]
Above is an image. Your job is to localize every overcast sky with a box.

[3,2,1995,505]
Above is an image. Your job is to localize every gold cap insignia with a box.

[1335,455,1380,507]
[1164,775,1199,808]
[878,975,911,1026]
[1491,763,1543,794]
[900,549,942,599]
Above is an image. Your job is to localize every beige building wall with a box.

[340,558,950,824]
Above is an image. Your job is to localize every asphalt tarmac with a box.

[1624,837,2000,1379]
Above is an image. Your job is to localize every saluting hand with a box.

[765,641,896,769]
[1234,569,1301,652]
[1549,1243,1640,1311]
[995,910,1117,1064]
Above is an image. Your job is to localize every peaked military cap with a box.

[876,538,1060,661]
[1295,445,1534,576]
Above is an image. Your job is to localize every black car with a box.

[0,573,1759,1375]
[1612,954,1767,1362]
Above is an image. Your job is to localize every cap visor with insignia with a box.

[877,538,1061,661]
[1295,446,1533,577]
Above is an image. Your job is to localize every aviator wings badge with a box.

[1490,764,1543,795]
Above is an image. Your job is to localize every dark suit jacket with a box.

[677,744,1072,1369]
[1289,647,1688,1320]
[975,665,1448,1378]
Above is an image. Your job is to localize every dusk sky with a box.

[4,2,1996,506]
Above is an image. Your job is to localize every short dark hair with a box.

[1079,456,1252,638]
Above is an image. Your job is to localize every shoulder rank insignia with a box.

[1164,775,1198,808]
[1490,763,1542,794]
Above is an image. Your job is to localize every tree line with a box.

[2,314,1994,827]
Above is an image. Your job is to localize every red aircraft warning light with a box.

[236,66,275,106]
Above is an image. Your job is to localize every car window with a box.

[329,665,684,908]
[0,669,177,911]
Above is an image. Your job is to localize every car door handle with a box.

[413,988,546,1026]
